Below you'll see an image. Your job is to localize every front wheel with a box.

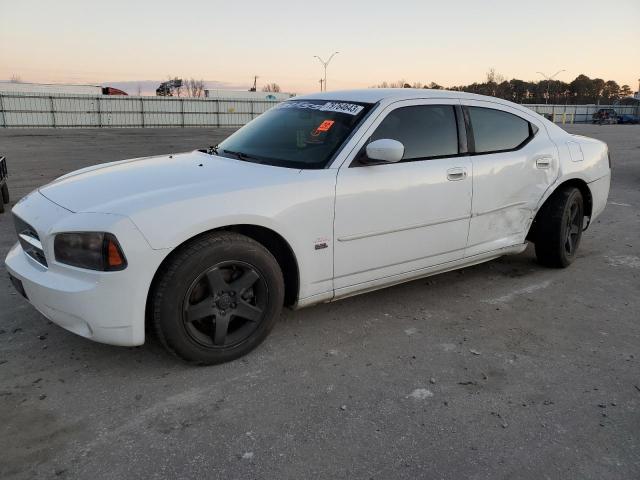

[151,232,284,364]
[534,187,584,268]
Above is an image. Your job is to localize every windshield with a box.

[216,100,373,169]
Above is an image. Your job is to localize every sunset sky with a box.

[1,0,638,94]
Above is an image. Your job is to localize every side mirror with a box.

[365,139,404,164]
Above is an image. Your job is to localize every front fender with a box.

[128,171,338,301]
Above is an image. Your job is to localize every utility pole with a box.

[314,52,339,91]
[319,79,324,91]
[250,75,259,92]
[537,70,566,104]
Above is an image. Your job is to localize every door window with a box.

[468,107,534,153]
[369,105,459,161]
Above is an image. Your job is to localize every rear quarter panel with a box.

[538,131,610,220]
[560,135,610,183]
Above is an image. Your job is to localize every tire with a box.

[151,232,284,365]
[1,183,9,204]
[534,187,584,268]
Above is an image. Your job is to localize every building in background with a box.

[204,89,293,101]
[0,82,127,95]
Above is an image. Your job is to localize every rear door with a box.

[463,102,559,257]
[333,100,472,291]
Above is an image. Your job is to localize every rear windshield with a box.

[216,100,373,169]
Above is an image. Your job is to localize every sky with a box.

[1,0,638,95]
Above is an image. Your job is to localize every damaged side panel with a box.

[465,129,560,257]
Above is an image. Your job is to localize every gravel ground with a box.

[0,125,638,480]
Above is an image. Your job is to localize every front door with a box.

[333,100,472,291]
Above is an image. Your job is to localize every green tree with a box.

[602,81,620,102]
[569,74,592,103]
[509,79,529,103]
[590,78,606,103]
[620,85,633,97]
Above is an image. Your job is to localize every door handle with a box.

[447,167,467,181]
[535,157,552,169]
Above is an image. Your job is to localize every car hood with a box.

[39,151,301,214]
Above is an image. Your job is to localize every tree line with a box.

[159,76,282,97]
[374,71,635,104]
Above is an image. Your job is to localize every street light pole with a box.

[314,52,339,91]
[537,69,566,104]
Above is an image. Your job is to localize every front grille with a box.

[13,214,48,267]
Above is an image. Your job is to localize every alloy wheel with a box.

[182,261,268,348]
[564,201,582,255]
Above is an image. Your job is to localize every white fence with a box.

[0,92,280,128]
[1,92,638,128]
[524,104,639,124]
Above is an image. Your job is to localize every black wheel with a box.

[534,187,584,268]
[1,183,9,204]
[151,232,284,364]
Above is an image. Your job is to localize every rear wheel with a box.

[534,187,584,268]
[151,232,284,364]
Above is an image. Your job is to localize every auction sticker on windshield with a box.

[315,120,335,132]
[277,101,364,115]
[319,102,364,115]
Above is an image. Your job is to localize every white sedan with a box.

[5,89,611,364]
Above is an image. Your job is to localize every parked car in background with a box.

[617,113,639,124]
[6,89,611,364]
[592,108,618,124]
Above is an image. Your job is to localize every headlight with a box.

[54,232,127,271]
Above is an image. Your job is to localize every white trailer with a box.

[0,82,103,96]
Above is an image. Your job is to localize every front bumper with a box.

[4,192,167,346]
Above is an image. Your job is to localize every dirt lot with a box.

[0,125,638,479]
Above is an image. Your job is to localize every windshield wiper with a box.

[222,149,263,164]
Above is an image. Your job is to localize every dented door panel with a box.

[466,127,559,257]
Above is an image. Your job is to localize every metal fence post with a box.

[96,96,102,128]
[49,96,56,127]
[181,98,185,128]
[140,97,145,128]
[215,99,220,127]
[0,94,5,128]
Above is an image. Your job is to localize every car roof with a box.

[293,88,508,104]
[292,88,565,137]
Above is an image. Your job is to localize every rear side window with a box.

[468,107,533,153]
[371,105,459,161]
